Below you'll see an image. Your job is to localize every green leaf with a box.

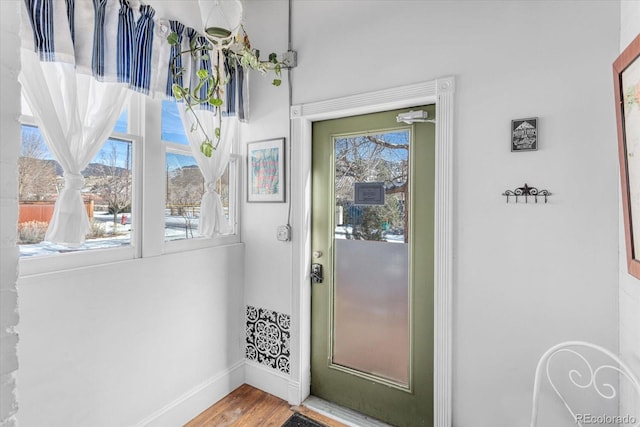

[172,84,184,100]
[215,127,221,139]
[269,52,278,63]
[167,32,179,45]
[197,69,209,80]
[272,79,282,87]
[201,140,214,157]
[209,97,224,107]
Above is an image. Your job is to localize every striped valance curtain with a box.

[19,0,245,246]
[21,0,246,112]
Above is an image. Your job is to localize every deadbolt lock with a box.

[311,263,323,283]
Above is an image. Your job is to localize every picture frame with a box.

[613,33,640,280]
[511,117,538,152]
[247,138,286,203]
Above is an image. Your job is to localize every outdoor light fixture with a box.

[198,0,243,46]
[396,110,435,124]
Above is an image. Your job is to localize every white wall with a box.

[0,2,21,426]
[241,1,293,317]
[242,1,621,426]
[619,0,640,418]
[16,245,246,427]
[238,1,296,394]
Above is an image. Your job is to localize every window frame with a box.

[162,140,241,254]
[17,113,141,276]
[18,94,242,277]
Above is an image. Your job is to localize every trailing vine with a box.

[167,27,286,157]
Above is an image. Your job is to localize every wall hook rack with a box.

[502,183,551,204]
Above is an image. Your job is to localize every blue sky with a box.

[23,100,195,170]
[115,101,189,145]
[160,100,189,145]
[335,130,410,162]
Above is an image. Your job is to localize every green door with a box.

[311,106,435,427]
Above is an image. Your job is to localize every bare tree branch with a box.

[366,135,409,150]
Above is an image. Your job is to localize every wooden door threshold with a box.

[302,396,394,427]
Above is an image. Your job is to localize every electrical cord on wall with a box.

[285,0,293,231]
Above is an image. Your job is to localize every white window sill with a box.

[19,245,136,277]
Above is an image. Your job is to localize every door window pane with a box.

[332,130,411,386]
[335,131,409,243]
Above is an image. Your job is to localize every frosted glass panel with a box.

[332,130,410,386]
[333,239,409,385]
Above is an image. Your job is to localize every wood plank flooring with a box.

[185,384,349,427]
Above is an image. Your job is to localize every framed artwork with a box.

[511,117,538,152]
[247,138,286,203]
[614,33,640,280]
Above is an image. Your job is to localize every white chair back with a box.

[530,341,640,427]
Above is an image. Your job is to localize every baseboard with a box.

[244,359,293,402]
[133,360,245,427]
[287,378,303,406]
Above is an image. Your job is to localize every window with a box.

[164,150,236,241]
[18,95,239,275]
[162,100,238,246]
[18,115,136,258]
[165,151,205,241]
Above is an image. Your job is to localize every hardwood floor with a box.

[185,384,349,427]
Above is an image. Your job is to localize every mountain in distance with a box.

[35,159,129,177]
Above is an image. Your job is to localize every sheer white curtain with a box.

[177,107,236,237]
[19,0,246,245]
[171,22,243,237]
[19,50,130,246]
[19,0,166,246]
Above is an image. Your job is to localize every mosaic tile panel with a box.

[246,306,290,374]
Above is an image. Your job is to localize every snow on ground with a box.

[19,211,200,257]
[20,219,403,258]
[335,226,405,243]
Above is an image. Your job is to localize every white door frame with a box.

[288,76,454,427]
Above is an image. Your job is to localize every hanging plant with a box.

[167,26,286,157]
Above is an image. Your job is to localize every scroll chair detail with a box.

[530,341,640,427]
